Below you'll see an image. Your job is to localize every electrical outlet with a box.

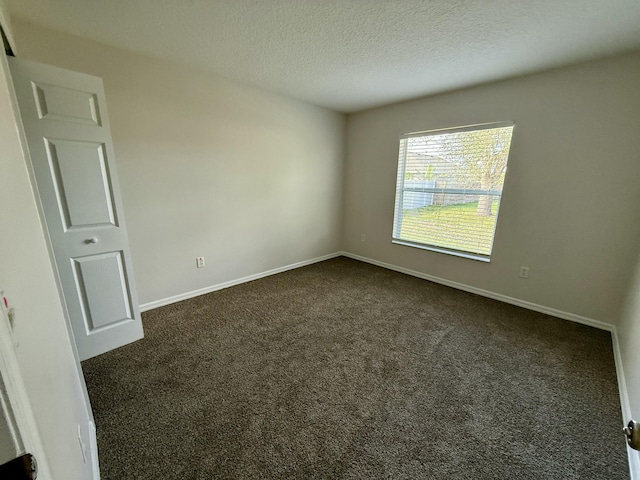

[196,257,205,268]
[361,234,366,242]
[519,266,530,279]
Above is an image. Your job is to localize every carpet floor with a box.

[82,257,629,479]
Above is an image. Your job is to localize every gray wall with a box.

[13,19,346,306]
[343,52,640,325]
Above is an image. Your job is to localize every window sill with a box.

[391,239,491,263]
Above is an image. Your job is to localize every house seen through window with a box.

[392,122,514,261]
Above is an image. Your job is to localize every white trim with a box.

[0,377,23,456]
[340,251,614,331]
[401,120,515,139]
[139,252,342,312]
[391,239,491,263]
[611,329,640,479]
[142,249,615,330]
[89,420,100,479]
[0,308,52,478]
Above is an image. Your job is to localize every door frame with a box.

[0,302,52,478]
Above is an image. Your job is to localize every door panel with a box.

[9,57,143,360]
[72,251,134,331]
[44,139,117,229]
[33,82,102,126]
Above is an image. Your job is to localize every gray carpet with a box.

[82,257,629,479]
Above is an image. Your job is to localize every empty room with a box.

[1,1,640,479]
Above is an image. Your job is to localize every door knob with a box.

[624,420,640,450]
[85,237,99,244]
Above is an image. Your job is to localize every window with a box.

[392,122,514,261]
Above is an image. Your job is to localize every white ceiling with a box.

[7,0,640,113]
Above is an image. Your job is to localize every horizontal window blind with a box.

[392,122,514,260]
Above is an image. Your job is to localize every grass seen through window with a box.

[400,200,499,256]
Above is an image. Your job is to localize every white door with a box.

[9,57,143,361]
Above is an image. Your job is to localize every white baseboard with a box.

[89,419,100,480]
[340,251,614,332]
[142,250,615,330]
[629,449,640,480]
[139,252,342,312]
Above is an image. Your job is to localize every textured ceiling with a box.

[6,0,640,112]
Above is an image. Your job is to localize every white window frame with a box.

[392,121,515,262]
